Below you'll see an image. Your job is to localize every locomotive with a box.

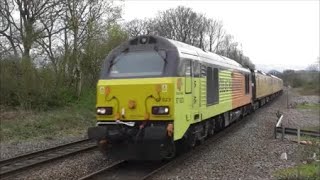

[88,35,283,160]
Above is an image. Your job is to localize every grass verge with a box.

[296,103,320,110]
[296,84,320,96]
[0,91,96,143]
[274,162,320,180]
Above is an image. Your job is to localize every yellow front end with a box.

[96,77,174,122]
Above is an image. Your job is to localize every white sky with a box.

[122,0,319,67]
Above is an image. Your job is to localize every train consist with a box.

[88,35,283,160]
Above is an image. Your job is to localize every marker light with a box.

[152,106,170,115]
[140,37,147,44]
[105,86,111,96]
[96,107,113,115]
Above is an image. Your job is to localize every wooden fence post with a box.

[281,125,285,141]
[297,128,300,144]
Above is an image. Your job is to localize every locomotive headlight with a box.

[96,107,113,115]
[152,106,170,115]
[140,37,147,44]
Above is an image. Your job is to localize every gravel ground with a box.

[9,150,116,180]
[2,89,319,180]
[282,89,320,129]
[0,132,118,180]
[150,90,319,180]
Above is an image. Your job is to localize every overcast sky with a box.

[122,0,319,69]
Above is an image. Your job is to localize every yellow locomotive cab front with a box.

[87,37,179,160]
[96,78,174,122]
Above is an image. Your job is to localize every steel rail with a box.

[79,160,128,180]
[79,158,171,180]
[0,139,97,179]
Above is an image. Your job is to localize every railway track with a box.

[79,160,170,180]
[79,105,264,180]
[0,138,97,179]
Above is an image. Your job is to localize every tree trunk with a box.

[73,23,82,98]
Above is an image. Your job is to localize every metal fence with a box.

[274,114,320,143]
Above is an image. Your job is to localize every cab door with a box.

[184,59,192,121]
[192,60,201,121]
[184,59,200,122]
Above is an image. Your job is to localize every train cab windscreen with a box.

[107,50,166,78]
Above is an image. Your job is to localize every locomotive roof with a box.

[253,70,282,81]
[107,35,282,80]
[120,35,250,73]
[166,38,250,73]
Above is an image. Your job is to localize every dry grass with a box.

[0,105,96,143]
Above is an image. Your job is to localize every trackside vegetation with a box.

[274,162,320,180]
[0,92,96,142]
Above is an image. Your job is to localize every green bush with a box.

[0,59,78,110]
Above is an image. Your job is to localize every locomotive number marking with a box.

[176,97,184,103]
[161,98,171,102]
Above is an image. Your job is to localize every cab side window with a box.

[207,66,219,105]
[245,74,250,94]
[193,61,200,77]
[177,60,186,76]
[185,59,192,77]
[185,59,192,93]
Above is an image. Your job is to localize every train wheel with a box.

[208,120,215,137]
[215,115,224,131]
[164,140,176,160]
[184,128,197,148]
[176,130,197,153]
[188,133,197,148]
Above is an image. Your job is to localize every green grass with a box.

[296,103,320,110]
[303,126,320,132]
[274,162,320,180]
[294,79,320,96]
[300,135,320,142]
[0,92,96,143]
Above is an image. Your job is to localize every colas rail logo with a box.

[177,78,183,91]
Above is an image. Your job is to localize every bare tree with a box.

[64,0,122,97]
[34,3,65,74]
[0,0,62,62]
[206,19,224,52]
[124,18,152,37]
[0,0,20,57]
[152,6,201,44]
[306,58,320,71]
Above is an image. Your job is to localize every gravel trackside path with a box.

[7,150,116,180]
[150,92,303,180]
[281,90,319,129]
